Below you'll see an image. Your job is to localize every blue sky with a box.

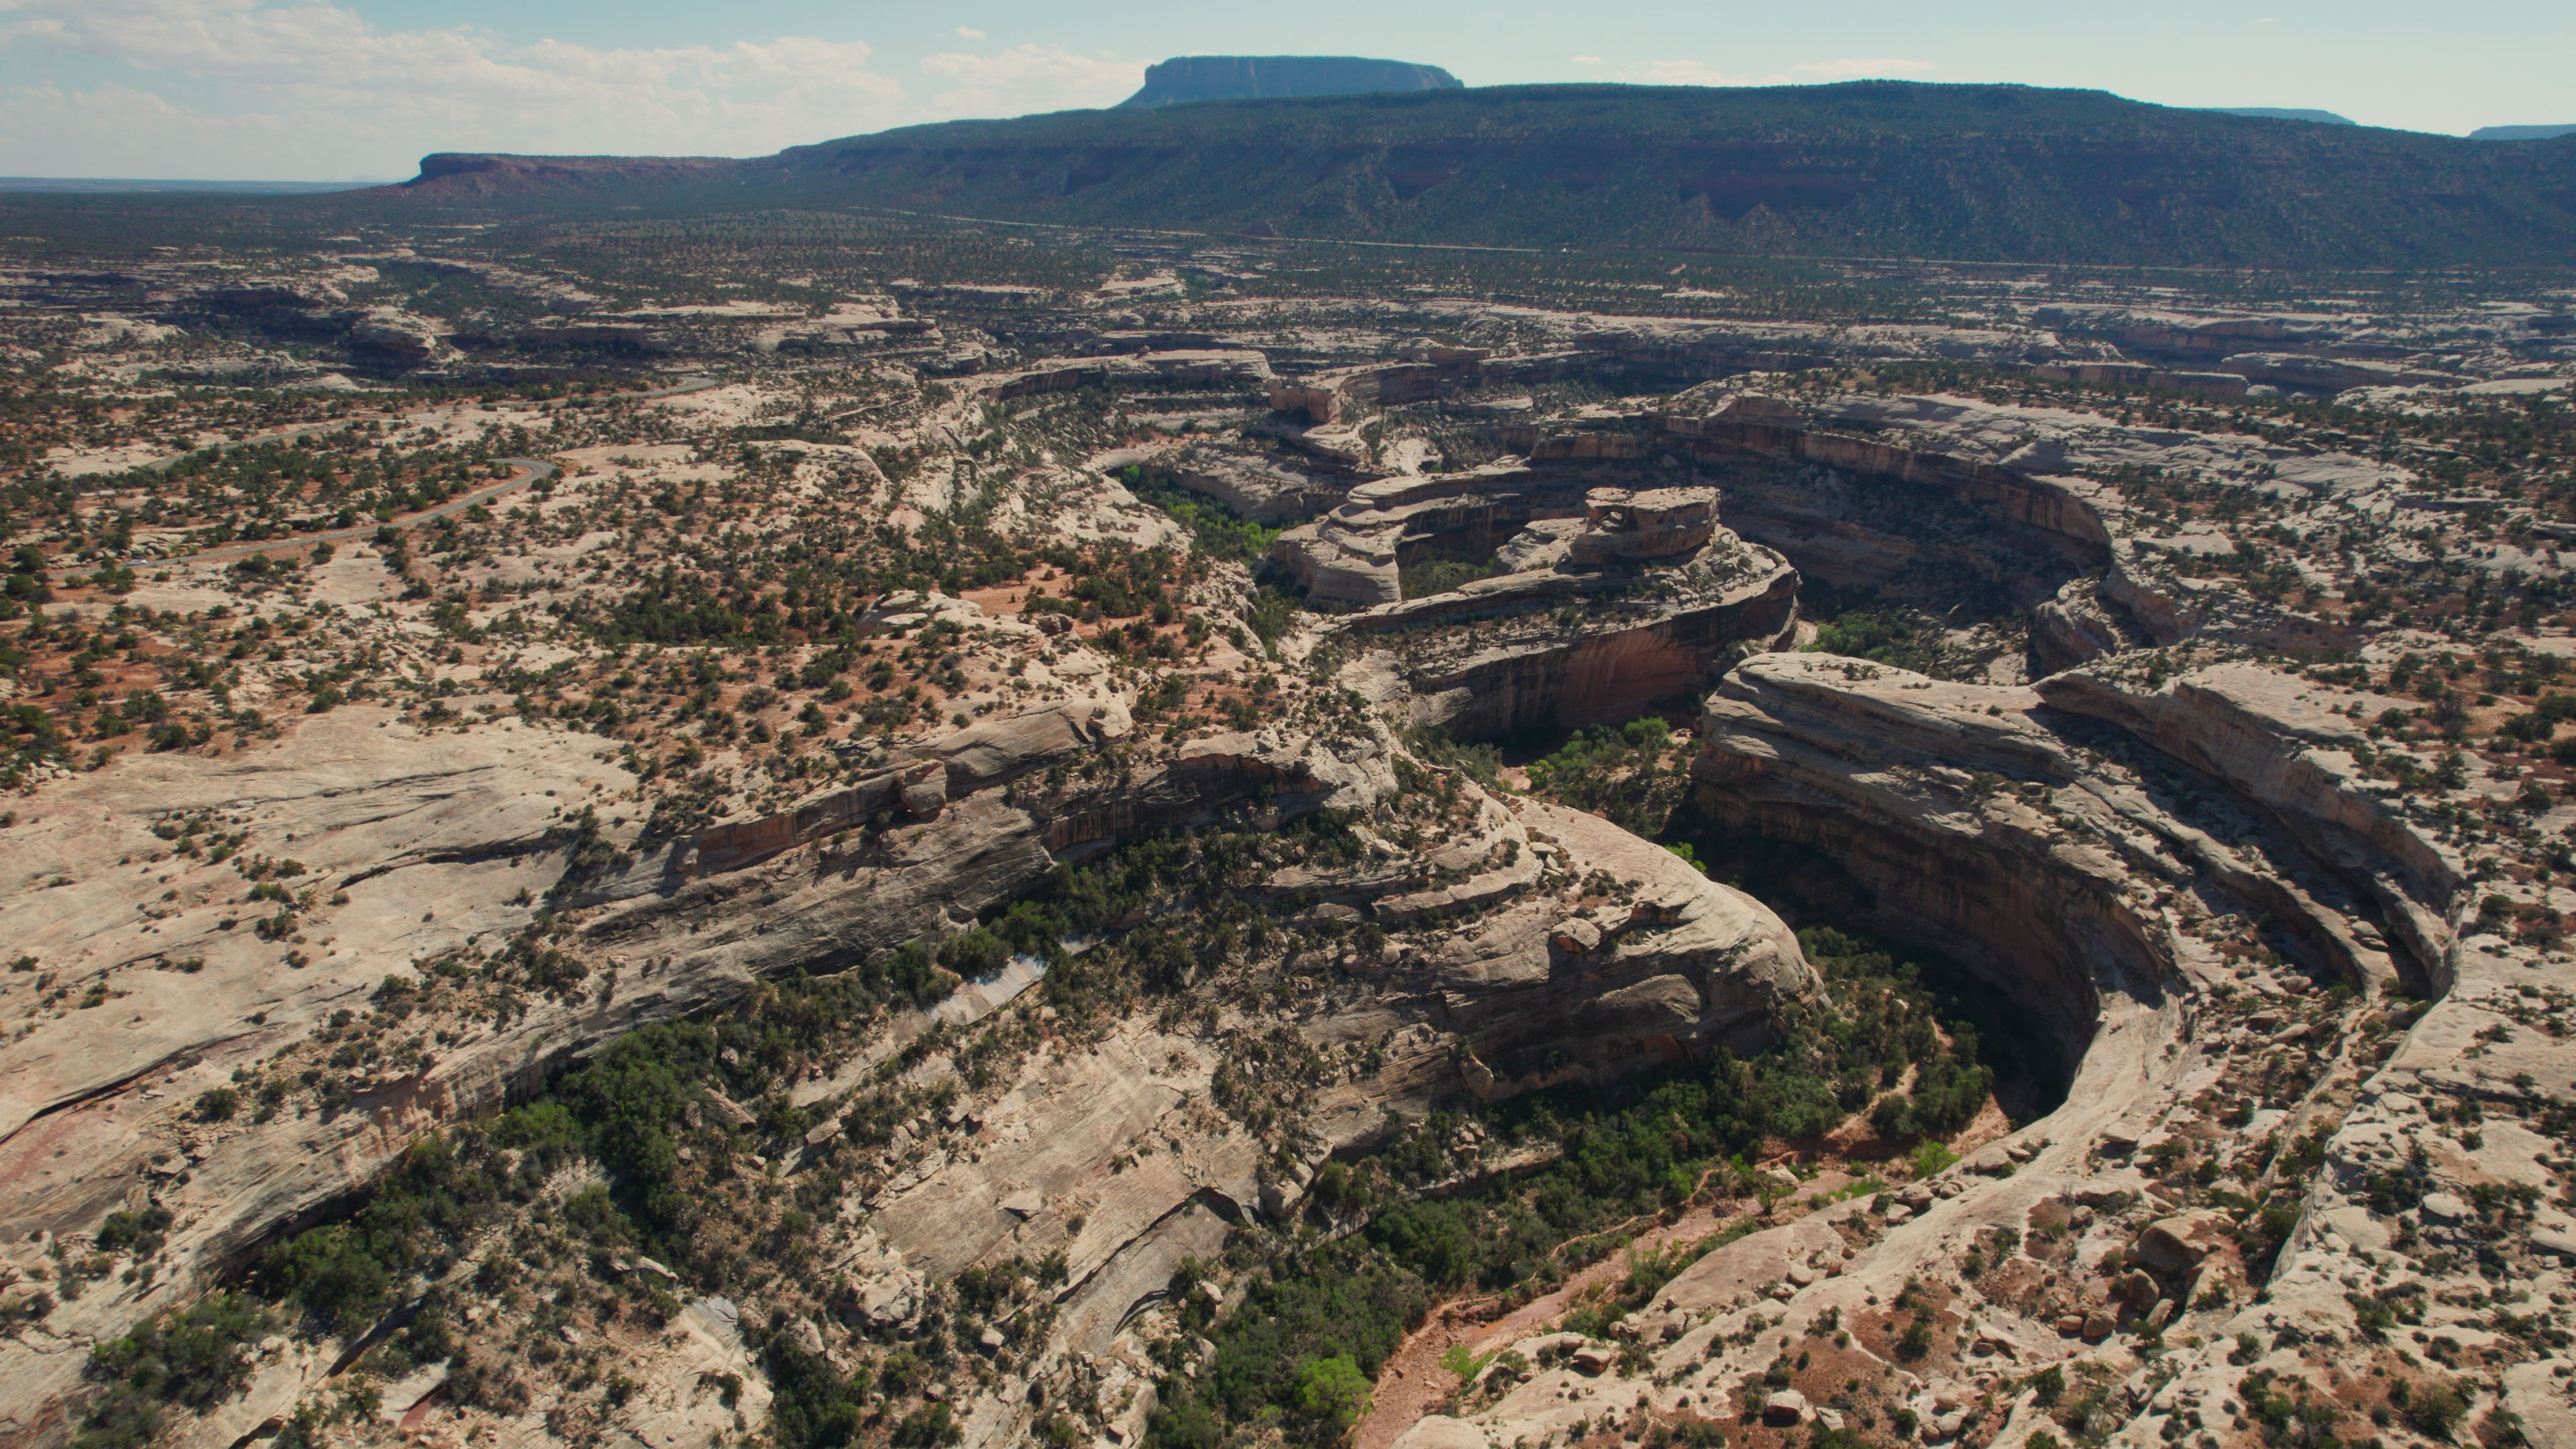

[0,0,2569,179]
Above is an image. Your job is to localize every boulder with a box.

[2135,1211,2227,1272]
[2419,1192,2471,1224]
[898,766,949,818]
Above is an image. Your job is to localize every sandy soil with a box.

[1353,1173,1857,1449]
[1352,1089,2024,1449]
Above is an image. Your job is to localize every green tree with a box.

[1292,1355,1373,1436]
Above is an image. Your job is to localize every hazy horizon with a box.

[0,0,2569,181]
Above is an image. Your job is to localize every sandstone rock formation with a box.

[10,203,2576,1449]
[1344,523,1796,739]
[1392,649,2576,1448]
[1564,486,1717,567]
[0,675,1816,1447]
[1133,441,1346,523]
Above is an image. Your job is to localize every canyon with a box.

[0,170,2572,1449]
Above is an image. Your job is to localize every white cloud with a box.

[0,1,1159,176]
[1792,56,1935,77]
[1570,54,1605,65]
[1618,59,1757,88]
[0,78,352,178]
[0,0,910,175]
[918,43,1146,119]
[953,25,985,40]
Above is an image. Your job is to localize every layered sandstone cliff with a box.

[1395,651,2576,1448]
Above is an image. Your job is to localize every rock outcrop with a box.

[1564,486,1717,566]
[0,672,1818,1446]
[1349,525,1798,739]
[972,350,1271,404]
[341,309,445,367]
[1139,441,1346,523]
[0,712,632,1438]
[1283,465,1798,738]
[667,779,1817,1449]
[1395,649,2573,1449]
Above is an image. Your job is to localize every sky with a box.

[0,0,2569,180]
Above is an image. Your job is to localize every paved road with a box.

[179,458,559,566]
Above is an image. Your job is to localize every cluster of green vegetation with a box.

[1397,554,1503,600]
[76,1293,269,1449]
[1807,604,1966,678]
[0,379,109,471]
[46,427,543,554]
[70,810,1392,1447]
[1147,922,2010,1448]
[559,467,1205,653]
[1522,716,1695,835]
[1118,468,1281,566]
[73,963,917,1448]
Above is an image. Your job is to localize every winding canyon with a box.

[1,155,2574,1449]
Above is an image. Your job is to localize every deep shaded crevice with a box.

[1676,759,2121,1084]
[335,837,556,891]
[1464,674,2078,1121]
[1664,803,2073,1123]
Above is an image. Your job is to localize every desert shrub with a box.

[1525,717,1692,835]
[76,1293,267,1449]
[761,1335,874,1449]
[1149,922,2006,1446]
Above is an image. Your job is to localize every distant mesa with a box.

[2204,107,2355,125]
[399,152,733,197]
[366,81,2576,269]
[1116,55,1462,109]
[2471,123,2576,142]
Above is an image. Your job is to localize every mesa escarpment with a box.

[1114,55,1464,110]
[5,201,2576,1449]
[358,81,2576,268]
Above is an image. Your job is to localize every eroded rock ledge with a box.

[0,682,1821,1446]
[1404,651,2576,1449]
